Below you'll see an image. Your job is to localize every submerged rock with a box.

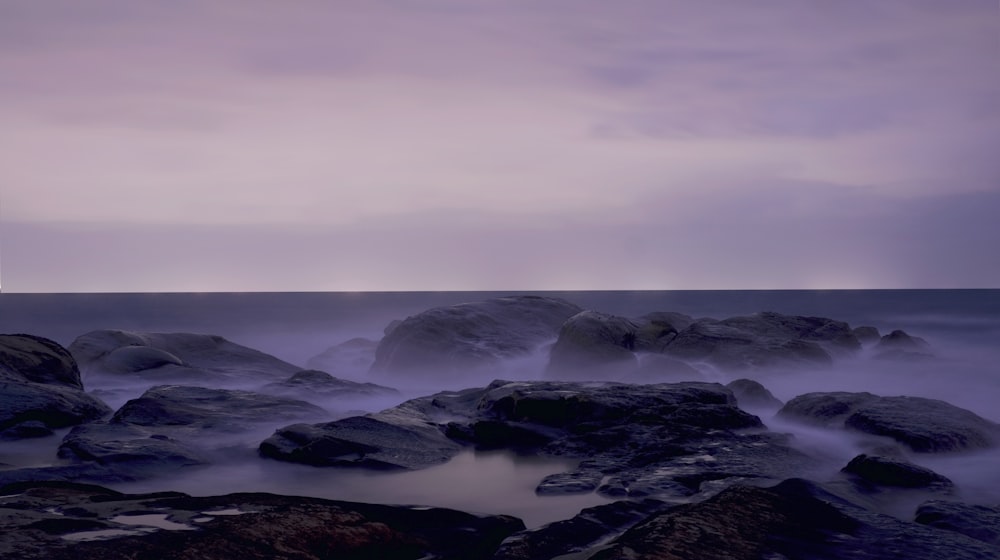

[0,334,111,438]
[0,481,524,560]
[778,392,1000,452]
[370,296,582,376]
[261,369,398,400]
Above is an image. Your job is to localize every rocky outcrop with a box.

[874,329,934,360]
[262,380,816,502]
[69,330,301,385]
[0,481,524,560]
[853,325,882,345]
[370,296,582,376]
[571,478,998,559]
[778,392,1000,452]
[0,335,110,438]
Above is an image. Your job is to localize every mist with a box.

[2,290,998,530]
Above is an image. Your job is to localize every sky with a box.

[1,0,998,292]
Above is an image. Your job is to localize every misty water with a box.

[2,290,999,527]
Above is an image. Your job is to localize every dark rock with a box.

[494,498,674,560]
[915,500,1000,546]
[0,335,111,436]
[841,454,953,489]
[262,369,398,400]
[546,311,695,378]
[877,329,930,350]
[262,379,818,506]
[57,422,208,479]
[260,412,463,470]
[726,378,783,410]
[779,392,1000,452]
[853,325,882,345]
[579,478,998,560]
[69,330,302,384]
[0,481,524,560]
[112,385,328,433]
[663,312,862,370]
[546,311,641,377]
[370,296,582,376]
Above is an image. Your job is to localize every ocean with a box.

[2,289,999,526]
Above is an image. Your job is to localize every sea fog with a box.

[1,290,998,526]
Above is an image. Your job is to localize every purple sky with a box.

[2,1,998,292]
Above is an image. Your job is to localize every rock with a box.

[69,330,302,385]
[546,311,694,379]
[726,378,783,410]
[305,337,378,374]
[0,335,111,436]
[841,454,953,489]
[262,369,398,400]
[778,392,1000,452]
[915,500,1000,546]
[874,329,934,361]
[546,311,642,377]
[263,379,818,506]
[665,320,833,370]
[493,498,674,560]
[0,481,524,560]
[575,478,998,559]
[57,422,209,480]
[632,354,703,382]
[853,325,882,345]
[47,386,328,482]
[370,296,582,376]
[111,385,329,434]
[260,413,463,470]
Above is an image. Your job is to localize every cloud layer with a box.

[2,1,997,291]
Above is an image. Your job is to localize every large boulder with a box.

[841,454,953,489]
[0,335,110,438]
[778,392,1000,452]
[0,481,524,560]
[369,296,582,376]
[261,369,398,402]
[726,378,783,410]
[664,312,860,370]
[545,311,692,378]
[69,330,302,385]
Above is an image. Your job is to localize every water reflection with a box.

[109,449,611,528]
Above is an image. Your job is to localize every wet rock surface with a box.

[261,369,398,401]
[841,453,954,489]
[571,478,998,560]
[778,392,1000,452]
[370,296,582,376]
[0,335,111,438]
[915,500,1000,546]
[0,481,524,560]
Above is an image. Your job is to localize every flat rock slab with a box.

[0,481,524,560]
